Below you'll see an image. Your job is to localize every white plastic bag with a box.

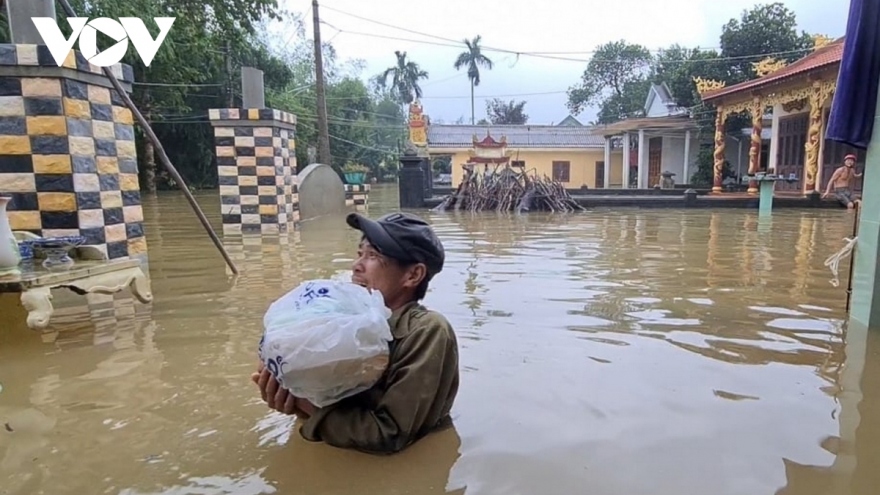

[258,279,393,408]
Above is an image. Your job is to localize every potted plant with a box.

[343,163,369,185]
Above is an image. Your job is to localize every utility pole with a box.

[312,0,332,165]
[225,40,234,107]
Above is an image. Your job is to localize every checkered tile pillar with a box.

[344,184,369,211]
[208,108,298,235]
[0,44,145,260]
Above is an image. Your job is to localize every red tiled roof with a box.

[702,38,844,101]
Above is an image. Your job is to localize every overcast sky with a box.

[275,0,848,125]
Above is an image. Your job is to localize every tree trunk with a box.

[143,93,157,195]
[470,80,475,125]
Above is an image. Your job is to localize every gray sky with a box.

[276,0,848,124]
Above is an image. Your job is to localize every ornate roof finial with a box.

[693,77,726,95]
[812,34,832,51]
[752,57,787,77]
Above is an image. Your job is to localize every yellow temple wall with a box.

[446,149,606,188]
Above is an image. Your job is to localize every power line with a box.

[319,3,815,64]
[319,4,586,63]
[329,134,398,154]
[132,82,223,87]
[329,24,815,66]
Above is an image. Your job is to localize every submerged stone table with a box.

[0,253,152,330]
[748,173,800,217]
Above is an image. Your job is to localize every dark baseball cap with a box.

[346,212,445,277]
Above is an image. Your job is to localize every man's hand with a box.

[822,192,829,199]
[251,362,317,418]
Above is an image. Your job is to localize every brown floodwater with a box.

[1,183,878,495]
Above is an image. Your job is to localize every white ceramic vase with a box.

[0,196,22,277]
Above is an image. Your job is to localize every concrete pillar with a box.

[622,133,631,188]
[344,184,369,211]
[0,35,145,260]
[638,129,646,188]
[6,0,56,45]
[422,159,434,199]
[399,153,426,208]
[208,108,298,234]
[849,83,880,330]
[683,130,691,184]
[603,137,612,188]
[768,104,782,171]
[241,67,265,109]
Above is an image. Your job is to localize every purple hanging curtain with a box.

[826,0,880,149]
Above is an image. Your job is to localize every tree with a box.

[486,99,528,124]
[651,45,729,111]
[454,35,494,125]
[7,0,410,190]
[720,2,813,83]
[377,51,429,108]
[567,40,654,124]
[54,0,284,192]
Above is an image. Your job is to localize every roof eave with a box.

[426,144,605,150]
[702,62,841,103]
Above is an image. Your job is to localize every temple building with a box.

[426,121,608,188]
[698,37,859,195]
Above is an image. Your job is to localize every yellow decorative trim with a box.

[408,101,428,147]
[752,57,787,77]
[713,107,725,192]
[748,98,763,190]
[719,100,751,120]
[812,34,833,51]
[782,99,808,113]
[804,80,836,190]
[694,77,726,95]
[760,79,836,110]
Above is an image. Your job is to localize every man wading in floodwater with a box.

[822,154,863,209]
[252,212,460,455]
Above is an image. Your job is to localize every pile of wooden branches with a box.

[432,165,584,213]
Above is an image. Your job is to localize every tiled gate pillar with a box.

[209,108,298,235]
[0,43,146,260]
[344,184,369,211]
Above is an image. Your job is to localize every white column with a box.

[767,104,782,172]
[638,129,646,188]
[683,130,691,185]
[622,133,631,188]
[603,137,612,189]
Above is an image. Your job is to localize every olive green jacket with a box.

[299,301,460,455]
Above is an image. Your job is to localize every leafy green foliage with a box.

[720,2,814,84]
[454,35,494,123]
[453,35,494,87]
[568,2,818,144]
[486,99,528,125]
[0,0,409,190]
[377,51,428,106]
[566,40,653,120]
[690,146,734,187]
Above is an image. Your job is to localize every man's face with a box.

[351,238,426,306]
[845,158,855,168]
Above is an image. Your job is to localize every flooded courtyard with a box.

[1,184,878,495]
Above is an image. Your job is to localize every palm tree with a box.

[454,35,494,125]
[377,51,429,108]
